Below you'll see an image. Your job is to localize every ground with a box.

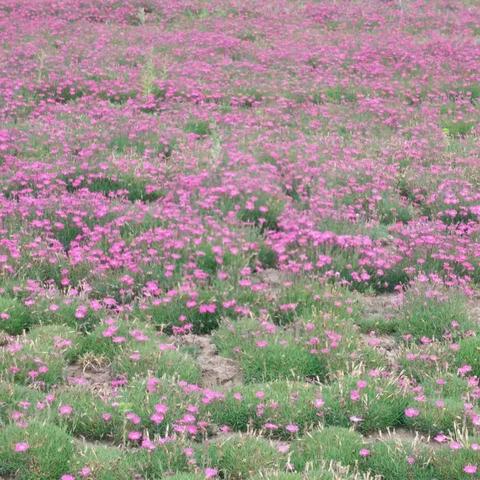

[0,0,480,479]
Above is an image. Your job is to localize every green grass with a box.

[322,376,410,434]
[184,118,212,136]
[363,439,435,480]
[204,381,322,438]
[239,342,327,383]
[441,119,475,138]
[396,285,472,339]
[291,427,364,471]
[200,434,284,479]
[0,421,74,479]
[0,296,33,334]
[456,336,480,377]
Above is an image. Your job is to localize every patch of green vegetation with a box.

[441,119,475,138]
[456,336,480,377]
[404,397,467,435]
[291,427,363,471]
[112,343,201,383]
[239,341,327,383]
[0,421,74,479]
[53,388,121,440]
[204,381,321,437]
[396,285,471,339]
[322,376,410,434]
[200,434,284,479]
[312,86,358,105]
[0,296,33,334]
[237,193,284,232]
[184,118,212,136]
[363,439,435,479]
[98,90,137,105]
[88,175,164,202]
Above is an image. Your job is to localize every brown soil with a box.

[179,334,242,388]
[64,362,116,400]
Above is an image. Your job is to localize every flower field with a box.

[0,0,480,478]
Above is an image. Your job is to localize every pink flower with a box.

[277,443,290,453]
[464,465,477,474]
[359,448,370,457]
[58,404,73,416]
[404,407,420,418]
[204,467,218,478]
[350,390,360,401]
[350,415,363,423]
[14,442,29,452]
[154,408,168,422]
[126,412,141,424]
[285,423,299,433]
[75,305,87,319]
[264,422,278,430]
[102,413,112,422]
[154,403,168,414]
[434,433,448,443]
[128,431,142,441]
[79,467,91,478]
[61,475,75,480]
[141,438,156,450]
[458,365,472,376]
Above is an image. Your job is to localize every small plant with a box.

[0,421,74,479]
[184,118,212,136]
[322,375,410,434]
[0,381,43,425]
[312,86,358,104]
[0,296,33,334]
[0,325,73,387]
[204,381,322,437]
[441,120,475,138]
[112,343,201,383]
[396,282,472,339]
[53,387,121,440]
[403,398,468,435]
[363,439,435,480]
[456,336,480,377]
[69,443,125,480]
[376,193,414,224]
[431,439,480,479]
[237,193,284,232]
[239,341,327,383]
[291,427,364,471]
[200,434,284,479]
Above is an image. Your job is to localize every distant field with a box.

[0,0,479,479]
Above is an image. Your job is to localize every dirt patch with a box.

[367,427,443,449]
[179,334,242,388]
[257,268,291,286]
[360,332,401,367]
[467,291,480,327]
[0,331,12,347]
[362,293,402,319]
[65,362,116,400]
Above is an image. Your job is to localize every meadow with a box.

[0,0,479,478]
